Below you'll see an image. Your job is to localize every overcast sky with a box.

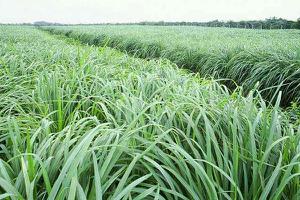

[0,0,299,24]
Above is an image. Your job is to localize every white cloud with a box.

[0,0,299,23]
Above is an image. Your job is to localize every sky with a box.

[0,0,299,24]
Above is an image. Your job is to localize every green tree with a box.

[297,18,300,29]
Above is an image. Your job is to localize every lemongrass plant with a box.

[40,25,300,106]
[0,26,299,200]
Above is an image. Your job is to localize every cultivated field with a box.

[0,26,299,199]
[42,25,300,106]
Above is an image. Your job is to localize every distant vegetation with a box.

[33,21,65,26]
[12,17,299,29]
[136,17,300,29]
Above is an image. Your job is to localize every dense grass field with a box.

[0,26,299,199]
[41,25,300,106]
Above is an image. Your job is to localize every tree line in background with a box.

[6,17,300,29]
[136,17,300,29]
